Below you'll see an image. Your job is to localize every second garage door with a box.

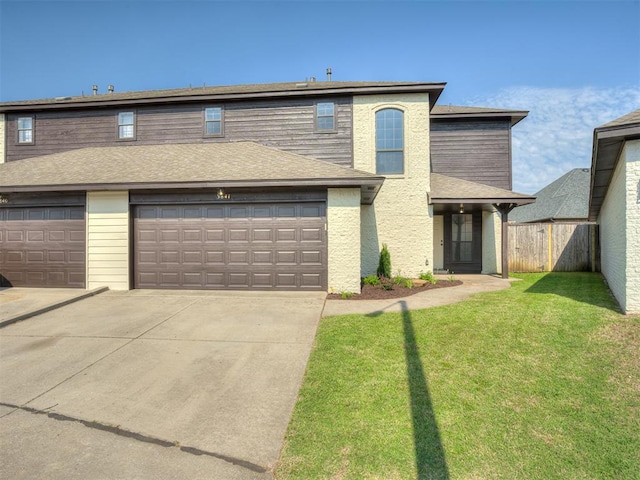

[133,202,326,290]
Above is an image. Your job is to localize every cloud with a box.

[469,86,640,194]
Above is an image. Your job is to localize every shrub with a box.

[419,271,437,285]
[377,243,391,278]
[340,291,355,299]
[363,275,381,286]
[393,275,414,289]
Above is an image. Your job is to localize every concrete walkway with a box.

[322,274,514,317]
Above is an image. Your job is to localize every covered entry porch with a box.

[429,173,535,276]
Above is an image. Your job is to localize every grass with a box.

[275,273,639,479]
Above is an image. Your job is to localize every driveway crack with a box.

[0,402,267,473]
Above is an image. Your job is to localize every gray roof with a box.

[429,173,535,204]
[431,104,528,126]
[599,108,640,129]
[0,142,384,201]
[0,80,446,111]
[511,168,590,223]
[589,108,640,220]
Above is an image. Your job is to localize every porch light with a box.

[459,203,464,214]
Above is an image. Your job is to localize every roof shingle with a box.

[0,142,383,191]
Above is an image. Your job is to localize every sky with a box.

[1,0,638,193]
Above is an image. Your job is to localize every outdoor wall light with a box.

[459,203,464,214]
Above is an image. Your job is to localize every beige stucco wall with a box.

[599,145,628,311]
[86,191,130,290]
[0,114,5,164]
[354,93,432,278]
[482,211,502,274]
[624,140,640,313]
[327,188,361,293]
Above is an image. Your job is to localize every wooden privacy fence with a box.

[508,223,599,272]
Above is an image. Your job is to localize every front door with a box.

[433,215,444,272]
[443,211,482,274]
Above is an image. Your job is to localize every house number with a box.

[216,189,231,200]
[0,196,8,204]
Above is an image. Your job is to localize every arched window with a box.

[375,108,404,174]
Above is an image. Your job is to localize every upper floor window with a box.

[17,116,34,144]
[315,102,335,132]
[118,112,135,139]
[204,107,223,136]
[376,108,404,174]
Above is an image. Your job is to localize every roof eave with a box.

[429,196,536,205]
[0,176,385,203]
[0,83,447,112]
[430,111,529,126]
[588,123,640,221]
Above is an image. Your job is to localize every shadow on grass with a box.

[523,272,620,312]
[368,301,449,479]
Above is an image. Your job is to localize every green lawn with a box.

[275,273,639,479]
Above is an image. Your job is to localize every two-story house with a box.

[0,80,534,292]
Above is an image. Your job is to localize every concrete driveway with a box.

[0,289,326,479]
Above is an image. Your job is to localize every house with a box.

[510,168,591,223]
[589,109,640,314]
[0,80,535,292]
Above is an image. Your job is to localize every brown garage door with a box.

[133,202,327,290]
[0,206,86,288]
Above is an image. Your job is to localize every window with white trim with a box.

[375,108,404,174]
[204,107,223,136]
[316,102,335,131]
[17,116,34,144]
[118,112,135,139]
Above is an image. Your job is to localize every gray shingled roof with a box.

[0,142,384,193]
[0,81,446,110]
[511,168,590,223]
[599,108,640,129]
[430,173,535,204]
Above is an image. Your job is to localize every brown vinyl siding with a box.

[5,98,353,166]
[431,118,512,190]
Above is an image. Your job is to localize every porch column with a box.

[494,203,517,279]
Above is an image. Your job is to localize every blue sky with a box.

[1,0,639,193]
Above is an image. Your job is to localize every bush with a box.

[393,275,414,289]
[363,275,381,286]
[340,291,355,299]
[419,271,437,285]
[377,243,391,278]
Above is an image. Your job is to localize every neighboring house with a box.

[0,80,534,292]
[589,109,640,314]
[510,168,591,223]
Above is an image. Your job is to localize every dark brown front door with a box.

[0,206,86,288]
[443,211,482,274]
[133,202,327,290]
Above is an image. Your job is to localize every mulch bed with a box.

[327,279,463,300]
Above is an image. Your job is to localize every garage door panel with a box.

[205,251,225,264]
[229,229,249,242]
[7,231,25,242]
[206,229,225,242]
[205,272,225,287]
[276,229,296,242]
[228,272,249,287]
[133,202,326,290]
